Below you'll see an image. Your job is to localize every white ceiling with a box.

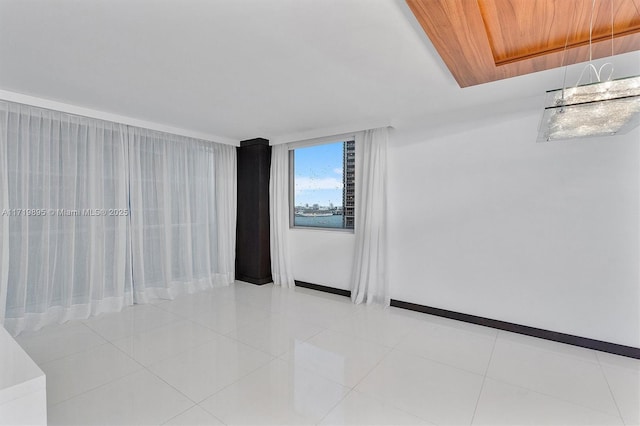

[1,0,639,144]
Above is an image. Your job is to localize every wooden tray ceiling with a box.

[406,0,640,87]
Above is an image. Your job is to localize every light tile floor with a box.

[14,281,640,425]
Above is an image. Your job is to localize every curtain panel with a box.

[213,143,237,286]
[351,127,389,305]
[1,102,132,334]
[269,144,295,288]
[0,101,236,335]
[128,128,236,301]
[0,104,10,325]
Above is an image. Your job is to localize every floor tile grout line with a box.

[469,331,499,425]
[78,318,111,341]
[219,329,293,358]
[482,331,500,377]
[302,323,328,342]
[349,347,447,425]
[135,364,219,426]
[275,343,360,390]
[27,325,127,391]
[280,307,355,329]
[129,321,234,410]
[219,314,328,356]
[34,333,108,369]
[595,352,627,423]
[481,331,625,418]
[117,302,278,408]
[485,373,627,420]
[114,312,278,415]
[47,304,338,421]
[316,323,398,351]
[160,403,227,426]
[44,342,144,407]
[46,346,149,411]
[344,388,435,426]
[219,327,273,356]
[191,354,277,405]
[105,323,224,370]
[280,295,494,425]
[389,343,490,378]
[193,355,282,419]
[141,363,200,406]
[174,308,271,340]
[224,293,378,400]
[314,388,355,425]
[39,284,299,422]
[109,323,234,368]
[496,330,603,366]
[323,348,416,422]
[46,303,250,414]
[82,305,186,343]
[18,320,110,366]
[233,298,276,314]
[158,403,199,426]
[105,335,150,367]
[343,343,395,391]
[31,327,144,407]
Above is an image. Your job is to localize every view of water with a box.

[294,214,344,229]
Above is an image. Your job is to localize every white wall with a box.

[287,107,639,347]
[388,109,639,348]
[289,228,354,291]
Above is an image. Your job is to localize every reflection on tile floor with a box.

[14,282,638,425]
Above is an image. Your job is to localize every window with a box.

[290,140,355,230]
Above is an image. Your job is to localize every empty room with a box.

[0,0,639,425]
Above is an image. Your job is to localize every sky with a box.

[294,141,343,207]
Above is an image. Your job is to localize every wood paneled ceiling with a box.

[407,0,640,87]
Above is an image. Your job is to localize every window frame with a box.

[288,137,356,233]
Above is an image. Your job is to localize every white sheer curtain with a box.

[269,144,295,287]
[0,103,10,325]
[128,128,231,301]
[351,127,389,305]
[213,143,237,286]
[0,101,237,334]
[1,102,132,335]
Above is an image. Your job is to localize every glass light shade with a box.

[538,75,640,142]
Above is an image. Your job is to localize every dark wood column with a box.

[236,138,272,285]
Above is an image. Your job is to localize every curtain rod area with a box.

[0,89,239,146]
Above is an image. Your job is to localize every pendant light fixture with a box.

[537,0,640,142]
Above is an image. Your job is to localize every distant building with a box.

[343,140,355,229]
